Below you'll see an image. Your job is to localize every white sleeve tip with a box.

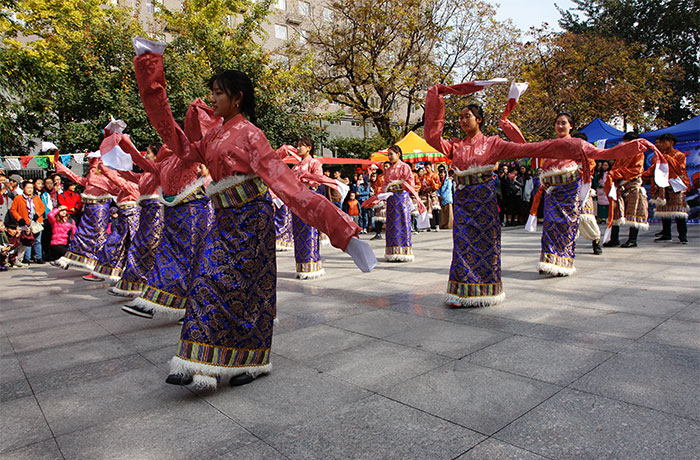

[346,237,377,273]
[133,37,167,56]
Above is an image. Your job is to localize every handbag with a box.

[30,221,44,234]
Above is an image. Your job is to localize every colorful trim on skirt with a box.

[446,179,503,306]
[115,198,164,294]
[92,205,140,281]
[539,177,580,276]
[654,188,689,219]
[614,177,649,228]
[274,204,294,251]
[385,190,413,262]
[175,193,276,378]
[134,193,213,318]
[292,212,324,278]
[62,200,111,270]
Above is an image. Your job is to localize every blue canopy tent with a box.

[579,118,625,144]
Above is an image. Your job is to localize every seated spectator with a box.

[47,205,77,261]
[2,223,27,268]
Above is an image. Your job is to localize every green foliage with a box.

[558,0,699,123]
[325,135,386,159]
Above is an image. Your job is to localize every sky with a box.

[493,0,578,33]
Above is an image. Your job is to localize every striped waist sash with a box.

[454,171,494,186]
[542,169,579,187]
[210,176,268,210]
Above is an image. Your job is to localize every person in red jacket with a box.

[57,182,83,223]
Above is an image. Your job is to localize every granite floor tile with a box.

[496,388,700,460]
[456,438,551,460]
[2,310,89,337]
[381,360,561,435]
[328,309,436,339]
[56,399,257,460]
[641,318,700,350]
[570,348,700,421]
[9,320,109,354]
[272,324,372,362]
[268,394,484,460]
[207,363,371,439]
[468,335,613,385]
[385,320,511,358]
[521,324,633,353]
[0,439,64,460]
[311,339,452,391]
[0,396,53,453]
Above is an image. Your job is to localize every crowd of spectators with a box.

[0,170,79,270]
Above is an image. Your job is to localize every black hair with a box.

[556,111,574,127]
[388,144,402,158]
[462,104,484,129]
[572,132,588,141]
[21,181,33,189]
[298,136,314,156]
[657,133,677,145]
[208,70,257,125]
[622,132,639,141]
[6,223,17,230]
[147,142,162,155]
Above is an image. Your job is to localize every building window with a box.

[323,7,333,22]
[351,119,361,127]
[298,1,310,16]
[299,30,310,44]
[145,0,154,13]
[274,24,288,40]
[274,0,286,10]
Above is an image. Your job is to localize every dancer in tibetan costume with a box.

[274,202,294,251]
[120,97,217,320]
[571,132,603,255]
[602,132,649,248]
[648,133,690,244]
[291,138,326,278]
[133,38,375,390]
[424,81,659,306]
[53,154,113,272]
[83,152,141,282]
[108,143,164,297]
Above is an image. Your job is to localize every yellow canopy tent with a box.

[371,131,448,164]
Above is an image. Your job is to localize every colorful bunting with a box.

[60,154,72,166]
[20,156,32,168]
[34,157,49,169]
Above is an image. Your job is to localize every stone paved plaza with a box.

[1,224,698,460]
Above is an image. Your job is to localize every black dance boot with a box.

[677,217,688,244]
[603,225,620,247]
[654,219,672,242]
[592,239,603,254]
[621,227,639,247]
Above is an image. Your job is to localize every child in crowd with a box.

[344,191,361,227]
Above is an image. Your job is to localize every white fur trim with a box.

[649,198,666,206]
[90,269,120,283]
[189,374,219,391]
[117,201,137,207]
[624,221,649,231]
[108,286,141,297]
[385,254,415,262]
[82,194,113,201]
[296,268,326,279]
[320,238,331,248]
[160,177,208,207]
[273,317,280,327]
[444,292,505,307]
[578,214,601,241]
[612,218,626,226]
[206,173,258,196]
[57,256,96,272]
[169,356,272,382]
[137,194,161,204]
[537,261,576,277]
[276,244,293,251]
[539,165,578,180]
[126,296,185,319]
[654,211,688,219]
[454,164,497,176]
[373,217,386,223]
